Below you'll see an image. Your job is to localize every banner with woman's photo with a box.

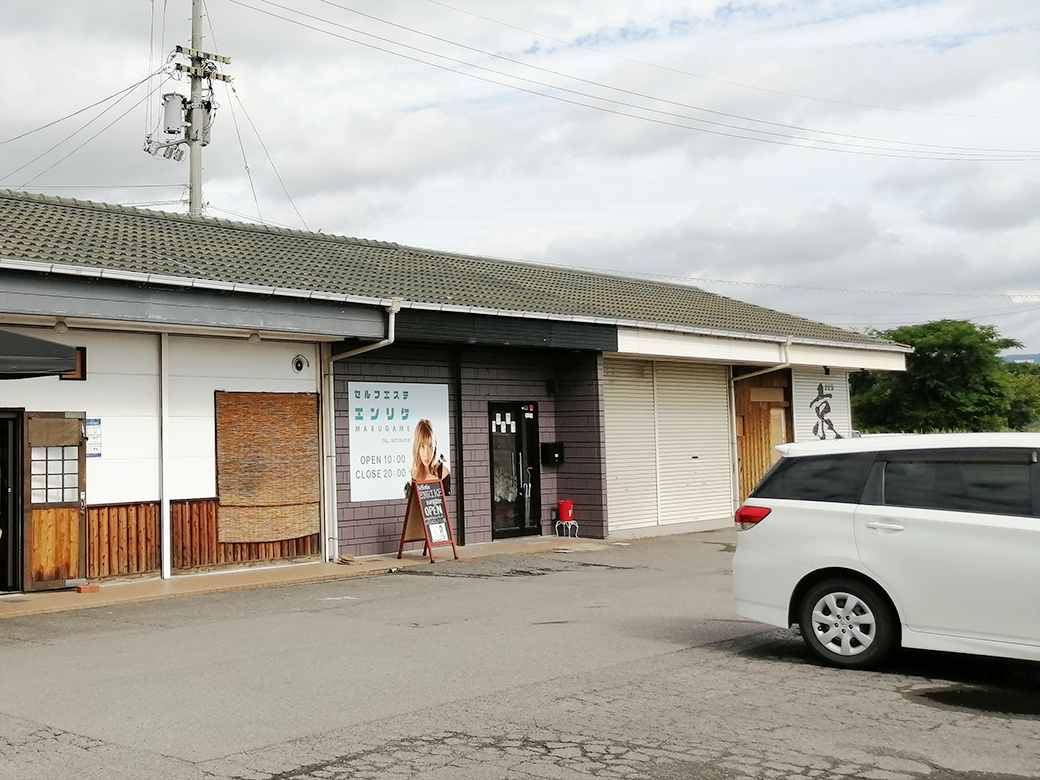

[347,382,451,502]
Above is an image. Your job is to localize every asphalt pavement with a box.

[1,529,1037,780]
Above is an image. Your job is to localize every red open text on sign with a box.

[397,479,458,562]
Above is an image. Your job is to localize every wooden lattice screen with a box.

[214,392,320,543]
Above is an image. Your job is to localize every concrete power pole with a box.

[188,0,205,216]
[143,0,230,217]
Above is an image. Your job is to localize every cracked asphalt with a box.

[1,530,1037,780]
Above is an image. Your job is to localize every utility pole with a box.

[143,0,230,217]
[188,0,204,216]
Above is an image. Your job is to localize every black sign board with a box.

[397,479,458,562]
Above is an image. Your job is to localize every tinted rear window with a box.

[884,461,1033,516]
[751,452,875,503]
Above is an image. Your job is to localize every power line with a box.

[227,83,309,231]
[227,0,1037,161]
[312,0,1029,156]
[12,81,170,188]
[687,277,1040,300]
[532,261,1040,300]
[17,184,183,189]
[204,5,264,225]
[0,68,165,147]
[423,0,1026,121]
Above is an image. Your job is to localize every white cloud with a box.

[1,0,1038,351]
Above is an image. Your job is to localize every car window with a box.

[883,461,1033,516]
[751,452,874,503]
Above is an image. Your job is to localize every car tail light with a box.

[735,505,771,530]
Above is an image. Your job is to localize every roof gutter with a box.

[731,337,792,383]
[331,298,403,361]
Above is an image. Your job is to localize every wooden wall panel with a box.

[171,498,319,570]
[734,370,793,502]
[86,503,160,578]
[30,508,80,582]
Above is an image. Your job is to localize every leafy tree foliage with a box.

[1004,362,1040,430]
[850,320,1039,432]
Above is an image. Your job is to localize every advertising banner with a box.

[347,382,451,502]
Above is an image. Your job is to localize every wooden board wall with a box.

[171,498,319,569]
[87,503,160,578]
[734,370,794,502]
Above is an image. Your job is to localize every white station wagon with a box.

[732,432,1040,669]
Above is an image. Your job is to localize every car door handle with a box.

[865,521,905,532]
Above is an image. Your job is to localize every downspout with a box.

[331,298,403,362]
[323,299,402,562]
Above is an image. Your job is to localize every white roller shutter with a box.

[604,358,735,534]
[654,362,734,526]
[792,368,851,441]
[603,359,659,530]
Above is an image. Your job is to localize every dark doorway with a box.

[0,411,22,591]
[489,402,541,538]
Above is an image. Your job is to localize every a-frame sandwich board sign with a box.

[397,479,458,562]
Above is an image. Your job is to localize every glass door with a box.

[489,402,540,538]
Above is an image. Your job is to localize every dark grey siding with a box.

[333,345,607,556]
[392,310,617,351]
[0,271,384,339]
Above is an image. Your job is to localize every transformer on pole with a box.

[142,0,231,216]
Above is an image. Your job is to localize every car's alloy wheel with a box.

[798,578,897,669]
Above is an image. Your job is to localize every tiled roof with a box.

[0,189,893,347]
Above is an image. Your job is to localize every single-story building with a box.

[0,189,909,592]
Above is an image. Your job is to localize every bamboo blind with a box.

[215,391,320,543]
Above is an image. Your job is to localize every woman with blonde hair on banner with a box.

[410,418,450,492]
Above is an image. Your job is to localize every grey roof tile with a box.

[0,189,893,347]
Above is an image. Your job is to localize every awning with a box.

[0,328,77,379]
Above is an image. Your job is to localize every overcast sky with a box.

[1,0,1037,353]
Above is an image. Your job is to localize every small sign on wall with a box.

[85,418,101,457]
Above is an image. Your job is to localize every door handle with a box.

[865,521,905,532]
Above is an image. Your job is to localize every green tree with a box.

[1004,362,1040,430]
[851,320,1023,432]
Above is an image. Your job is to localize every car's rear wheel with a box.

[798,578,897,670]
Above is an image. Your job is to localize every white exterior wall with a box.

[165,336,320,499]
[791,367,853,441]
[0,327,320,504]
[0,327,160,504]
[616,327,908,372]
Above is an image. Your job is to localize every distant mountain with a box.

[1004,354,1039,363]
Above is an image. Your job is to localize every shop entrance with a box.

[488,402,541,538]
[0,411,22,591]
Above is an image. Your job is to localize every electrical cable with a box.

[14,80,172,188]
[0,68,165,147]
[227,0,1036,161]
[423,0,1024,121]
[2,77,160,182]
[203,3,265,225]
[206,204,305,230]
[228,83,309,230]
[20,184,183,189]
[526,260,1040,300]
[312,0,1029,156]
